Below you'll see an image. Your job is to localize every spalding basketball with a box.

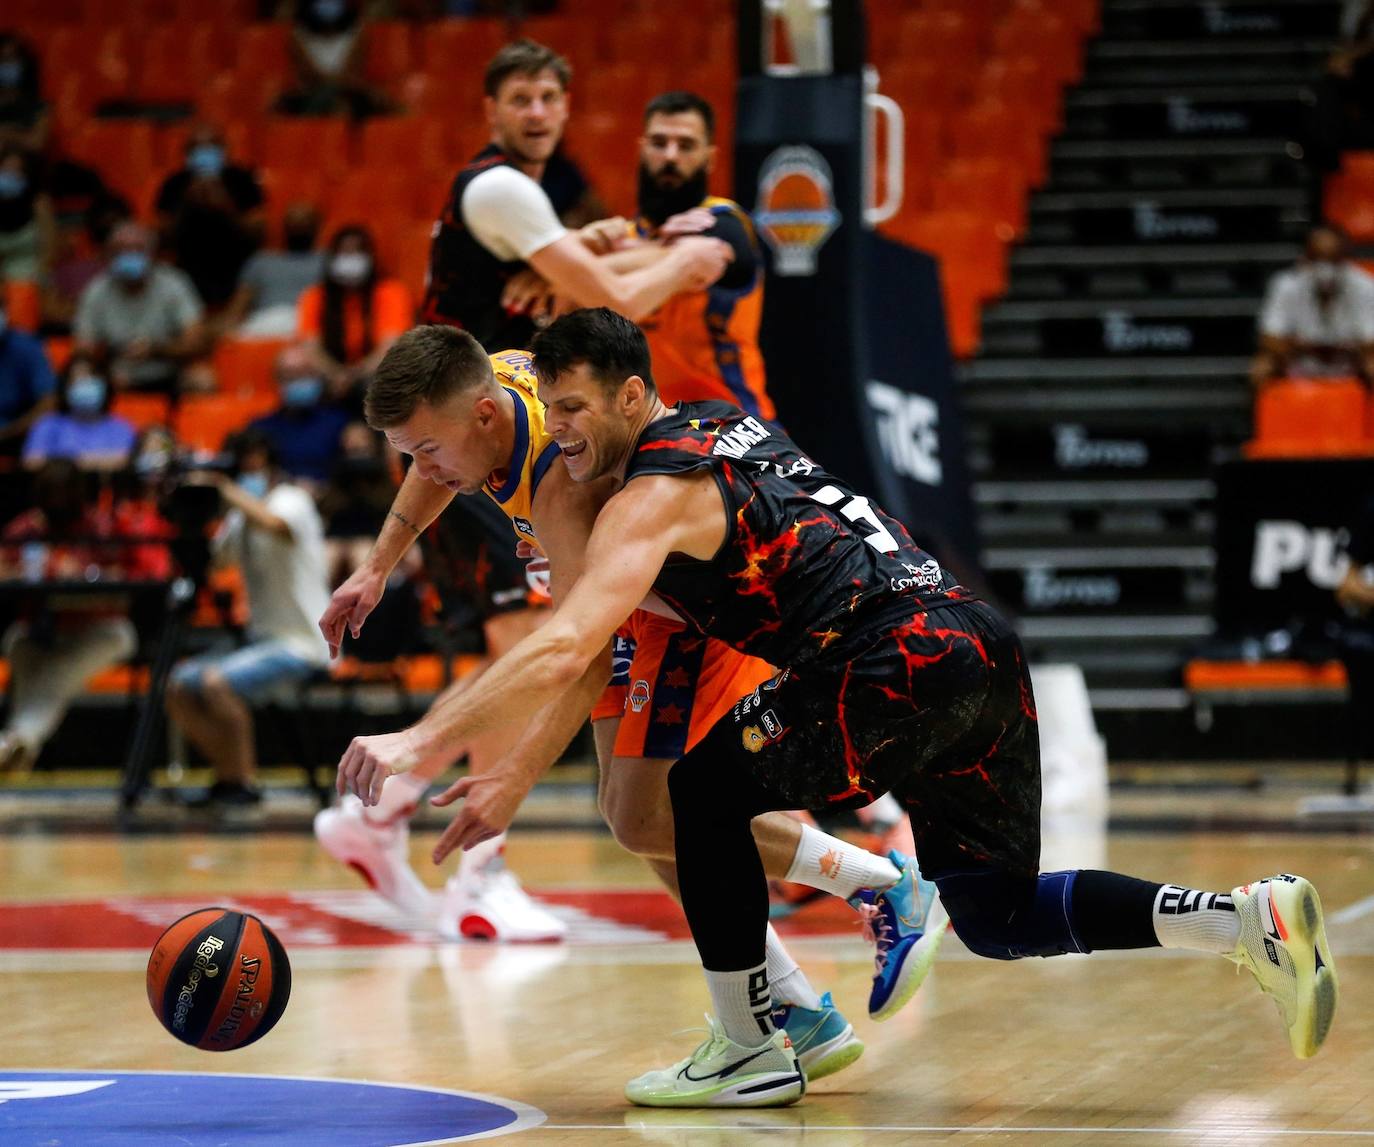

[146,907,291,1051]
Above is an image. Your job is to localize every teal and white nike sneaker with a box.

[624,1018,805,1108]
[848,850,948,1021]
[1229,873,1338,1059]
[772,992,864,1081]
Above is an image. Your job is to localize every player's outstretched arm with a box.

[527,232,732,322]
[319,466,454,658]
[336,476,694,806]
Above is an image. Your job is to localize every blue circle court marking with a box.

[0,1070,545,1146]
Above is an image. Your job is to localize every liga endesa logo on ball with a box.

[754,145,841,277]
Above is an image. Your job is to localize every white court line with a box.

[545,1125,1374,1138]
[1331,893,1374,924]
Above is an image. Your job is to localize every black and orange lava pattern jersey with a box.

[482,349,561,547]
[625,401,973,670]
[636,199,775,421]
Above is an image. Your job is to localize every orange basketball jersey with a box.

[637,197,775,421]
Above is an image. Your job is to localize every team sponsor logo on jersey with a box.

[760,709,782,737]
[628,680,652,714]
[891,559,944,593]
[755,145,840,277]
[741,725,767,753]
[512,516,536,538]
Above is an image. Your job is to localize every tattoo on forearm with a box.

[390,510,421,536]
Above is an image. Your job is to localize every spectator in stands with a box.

[41,198,131,335]
[0,459,170,773]
[166,429,331,819]
[74,221,209,394]
[246,342,350,487]
[1311,1,1374,166]
[155,123,266,313]
[0,34,48,157]
[0,144,52,284]
[22,353,136,471]
[0,282,56,459]
[298,224,412,398]
[274,0,394,120]
[1250,226,1374,387]
[223,202,326,338]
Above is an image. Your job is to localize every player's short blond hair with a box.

[365,325,496,430]
[484,40,570,98]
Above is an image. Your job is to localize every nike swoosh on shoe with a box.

[679,1047,772,1083]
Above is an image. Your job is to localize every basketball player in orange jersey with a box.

[323,328,948,1082]
[316,42,733,942]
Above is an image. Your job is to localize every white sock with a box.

[704,961,775,1047]
[765,924,823,1010]
[456,831,506,878]
[785,822,901,900]
[1152,885,1240,954]
[368,772,428,825]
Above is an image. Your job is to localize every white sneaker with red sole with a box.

[313,795,435,918]
[437,865,567,942]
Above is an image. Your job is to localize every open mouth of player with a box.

[560,439,587,460]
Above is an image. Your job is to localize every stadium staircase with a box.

[959,0,1342,756]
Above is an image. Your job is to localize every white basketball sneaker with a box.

[625,1018,805,1108]
[436,863,567,942]
[313,795,435,917]
[1228,873,1338,1059]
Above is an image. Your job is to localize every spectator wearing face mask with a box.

[0,143,52,283]
[223,202,326,338]
[22,353,136,471]
[74,221,208,393]
[155,123,266,313]
[246,342,350,486]
[0,33,48,157]
[297,224,412,398]
[1251,225,1374,387]
[0,282,56,458]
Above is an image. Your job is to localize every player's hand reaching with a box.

[337,729,426,806]
[658,207,716,241]
[319,562,387,659]
[429,767,534,863]
[577,216,633,254]
[673,236,734,291]
[501,268,555,319]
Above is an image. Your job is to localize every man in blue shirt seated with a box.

[247,342,350,489]
[0,287,55,459]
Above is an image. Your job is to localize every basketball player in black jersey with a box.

[338,309,1337,1107]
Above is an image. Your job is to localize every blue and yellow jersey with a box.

[482,349,562,546]
[637,196,774,421]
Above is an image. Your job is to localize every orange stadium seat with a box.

[603,16,703,66]
[357,115,453,177]
[174,393,278,454]
[948,99,1049,186]
[975,55,1065,130]
[197,72,275,137]
[894,10,985,67]
[518,16,599,68]
[421,19,509,77]
[892,210,1009,300]
[260,119,351,177]
[136,23,226,105]
[993,13,1085,84]
[325,170,432,235]
[212,338,292,397]
[392,220,435,303]
[1324,157,1374,242]
[67,121,157,200]
[930,157,1031,235]
[44,338,74,374]
[233,23,292,97]
[362,21,416,88]
[3,281,41,333]
[110,393,173,433]
[1245,378,1374,458]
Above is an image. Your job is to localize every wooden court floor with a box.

[2,816,1373,1145]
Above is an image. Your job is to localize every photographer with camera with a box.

[166,429,330,821]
